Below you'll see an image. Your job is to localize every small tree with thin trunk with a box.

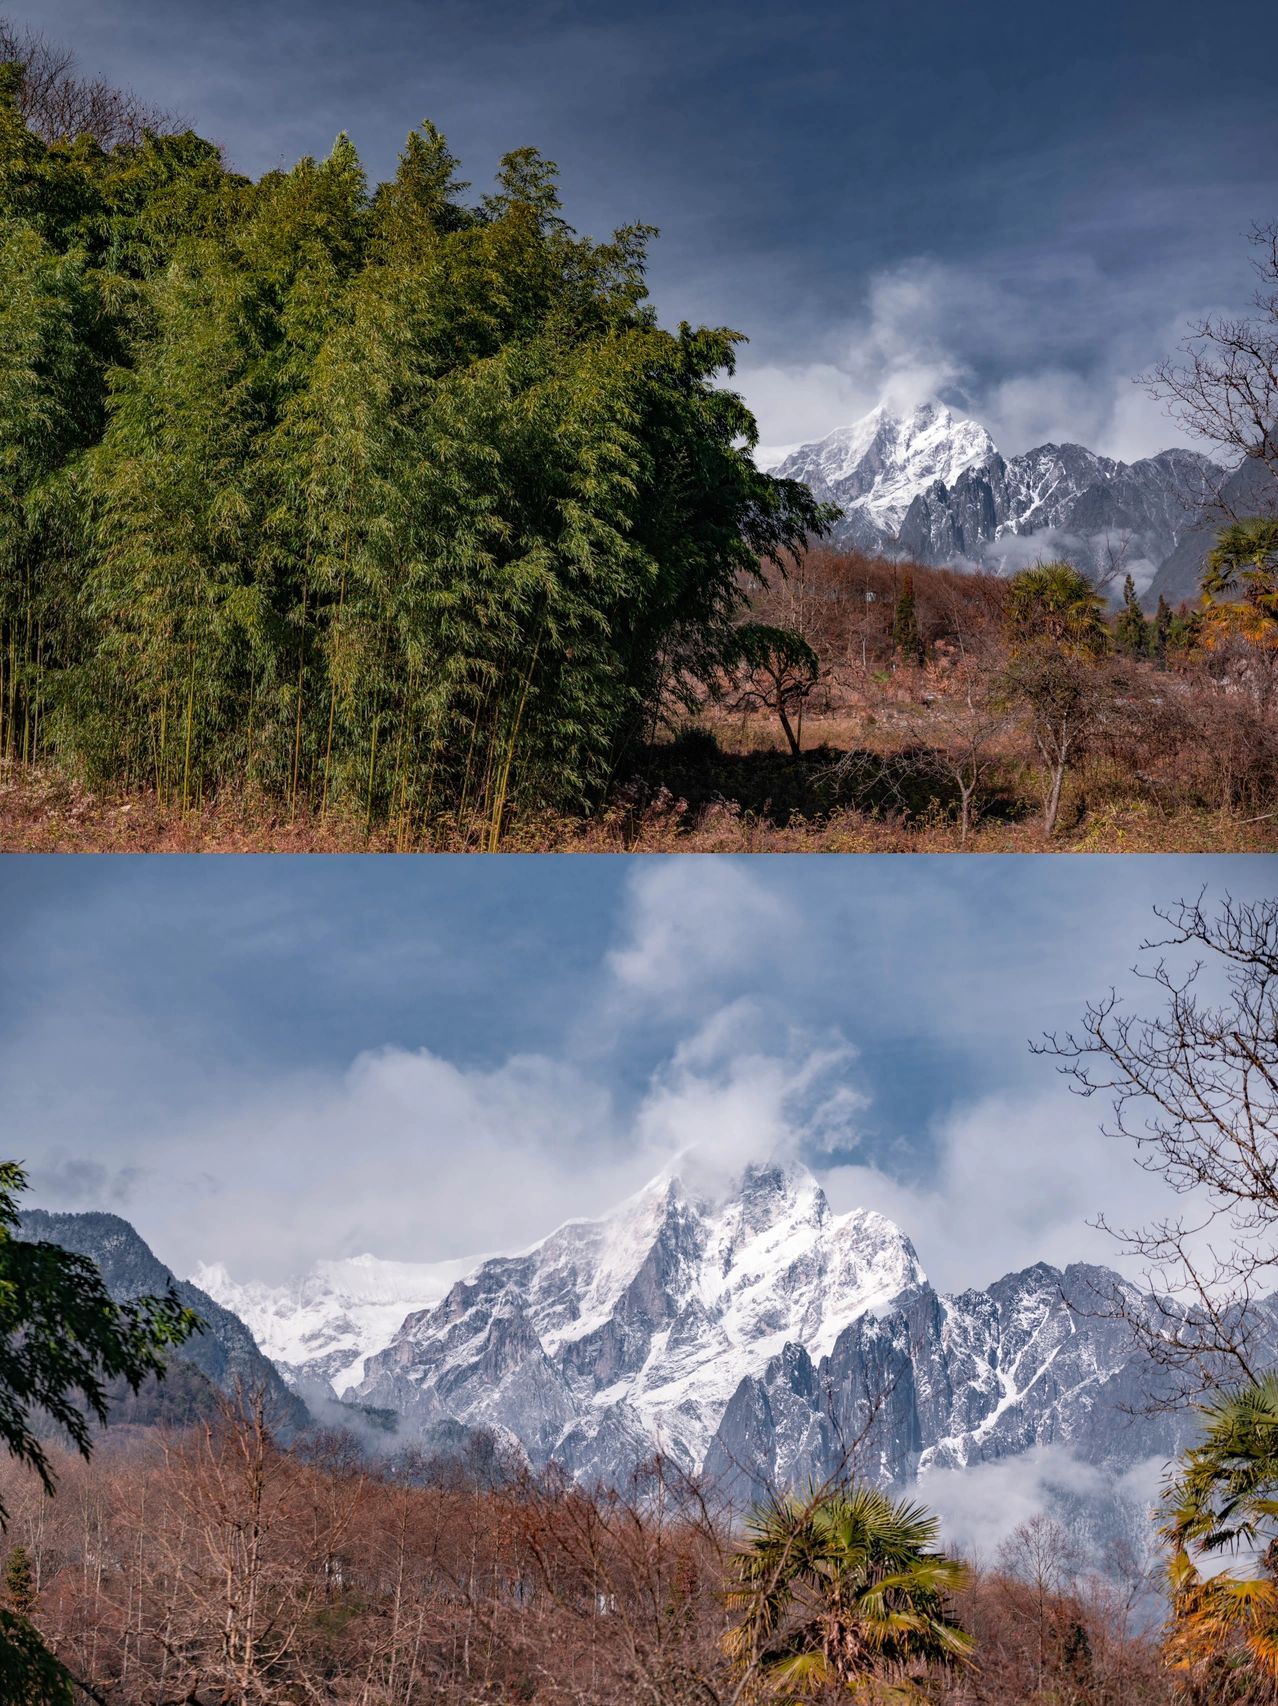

[723,622,819,758]
[1002,648,1105,836]
[893,570,924,665]
[907,657,1011,846]
[998,1515,1080,1695]
[1002,561,1108,835]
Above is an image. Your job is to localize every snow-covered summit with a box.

[772,400,997,538]
[351,1158,924,1475]
[766,397,1223,580]
[187,1158,1278,1499]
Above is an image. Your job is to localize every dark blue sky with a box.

[7,855,1273,1288]
[21,0,1278,456]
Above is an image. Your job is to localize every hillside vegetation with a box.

[3,22,1277,851]
[6,549,1277,851]
[0,30,824,847]
[0,1416,1187,1706]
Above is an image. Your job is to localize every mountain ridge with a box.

[767,400,1226,591]
[18,1207,312,1436]
[197,1158,1278,1495]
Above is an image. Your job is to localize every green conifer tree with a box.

[1153,593,1173,665]
[892,569,923,664]
[1,1547,33,1618]
[1114,573,1149,657]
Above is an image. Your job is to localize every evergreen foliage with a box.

[1162,1374,1278,1690]
[726,1482,972,1699]
[1115,573,1150,657]
[1,1545,33,1616]
[0,1162,200,1701]
[723,621,819,757]
[0,1161,200,1519]
[0,1610,72,1706]
[1003,561,1108,657]
[1203,519,1278,645]
[892,569,923,663]
[1153,593,1173,664]
[0,86,832,837]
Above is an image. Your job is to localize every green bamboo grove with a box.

[0,74,829,840]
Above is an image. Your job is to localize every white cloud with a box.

[44,993,867,1285]
[100,1047,633,1282]
[737,256,1211,464]
[919,1444,1166,1565]
[819,1086,1192,1295]
[19,860,1268,1309]
[634,999,866,1188]
[603,859,798,1012]
[737,259,969,450]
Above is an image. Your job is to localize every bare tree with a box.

[1143,223,1278,489]
[998,1515,1081,1695]
[1002,651,1108,836]
[1036,892,1278,1402]
[1093,529,1136,600]
[907,655,1012,846]
[0,17,180,147]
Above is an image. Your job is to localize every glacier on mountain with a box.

[194,1251,489,1393]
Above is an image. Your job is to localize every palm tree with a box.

[1162,1373,1278,1688]
[1004,561,1108,656]
[725,1483,972,1702]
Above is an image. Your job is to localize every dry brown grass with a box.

[4,754,1274,855]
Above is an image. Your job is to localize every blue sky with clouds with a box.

[18,0,1278,458]
[7,854,1274,1290]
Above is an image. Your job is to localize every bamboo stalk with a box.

[182,641,195,814]
[291,581,308,817]
[486,626,541,853]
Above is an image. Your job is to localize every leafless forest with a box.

[3,1397,1195,1706]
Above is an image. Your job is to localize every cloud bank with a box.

[13,858,1257,1302]
[741,253,1227,465]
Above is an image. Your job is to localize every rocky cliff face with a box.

[190,1161,1278,1498]
[770,402,998,554]
[1147,452,1278,605]
[349,1163,923,1484]
[701,1261,1251,1502]
[897,446,1221,584]
[20,1208,312,1436]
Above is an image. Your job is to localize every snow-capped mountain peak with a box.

[350,1158,924,1476]
[776,399,997,538]
[189,1157,1278,1501]
[767,398,1223,583]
